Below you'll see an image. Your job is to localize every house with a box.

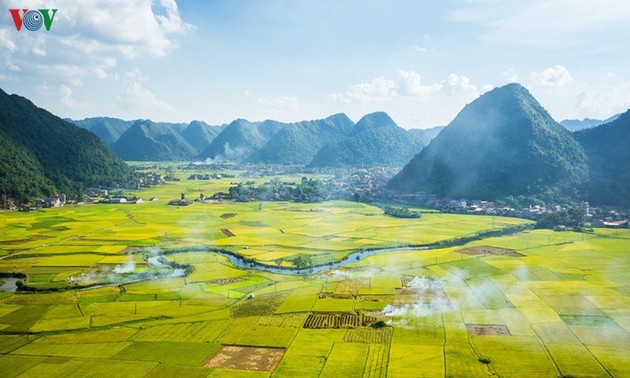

[601,219,628,228]
[110,197,127,203]
[44,195,65,208]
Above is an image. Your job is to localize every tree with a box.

[294,255,313,269]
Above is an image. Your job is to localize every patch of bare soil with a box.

[457,246,523,257]
[466,324,511,336]
[204,345,285,371]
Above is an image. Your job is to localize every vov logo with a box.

[9,9,58,31]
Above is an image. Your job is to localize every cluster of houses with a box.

[593,210,629,228]
[18,194,67,211]
[386,191,629,228]
[187,172,235,180]
[44,194,66,208]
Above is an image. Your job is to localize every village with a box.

[6,164,629,230]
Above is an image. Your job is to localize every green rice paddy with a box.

[0,170,628,377]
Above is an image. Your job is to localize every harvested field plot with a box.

[303,311,378,329]
[257,313,307,328]
[209,277,245,285]
[344,327,393,344]
[335,278,369,295]
[304,312,360,329]
[466,324,511,336]
[204,345,285,371]
[457,245,523,257]
[231,292,289,317]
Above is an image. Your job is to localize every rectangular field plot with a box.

[547,343,610,377]
[320,343,369,377]
[112,341,220,366]
[465,277,515,310]
[466,324,511,336]
[560,314,620,327]
[471,336,558,377]
[131,320,232,343]
[12,341,132,359]
[344,327,393,344]
[204,345,285,372]
[457,245,523,257]
[388,345,444,378]
[303,312,379,329]
[230,292,289,317]
[219,317,297,347]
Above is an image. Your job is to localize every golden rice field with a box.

[0,171,628,377]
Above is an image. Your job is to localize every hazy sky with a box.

[1,0,629,128]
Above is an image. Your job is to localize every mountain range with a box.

[247,114,355,165]
[560,114,620,132]
[309,112,424,167]
[5,83,628,207]
[74,112,436,166]
[0,89,129,202]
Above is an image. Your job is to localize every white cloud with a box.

[328,76,397,104]
[0,29,16,52]
[117,69,172,112]
[0,1,192,84]
[59,85,81,108]
[397,70,442,97]
[445,73,479,97]
[575,84,630,119]
[329,71,444,104]
[531,65,573,87]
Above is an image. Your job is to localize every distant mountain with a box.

[575,110,630,207]
[112,120,196,161]
[248,113,354,164]
[408,126,445,146]
[389,83,588,199]
[69,117,133,146]
[180,120,224,154]
[0,89,130,202]
[309,112,423,167]
[155,121,189,133]
[197,119,285,161]
[560,114,620,132]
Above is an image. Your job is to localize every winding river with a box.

[0,225,531,292]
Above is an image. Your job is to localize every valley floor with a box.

[0,173,628,377]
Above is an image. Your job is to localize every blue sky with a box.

[1,0,629,128]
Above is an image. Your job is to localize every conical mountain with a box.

[112,120,196,161]
[0,89,129,202]
[180,120,224,154]
[309,112,423,167]
[389,83,588,199]
[248,113,354,164]
[575,109,630,207]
